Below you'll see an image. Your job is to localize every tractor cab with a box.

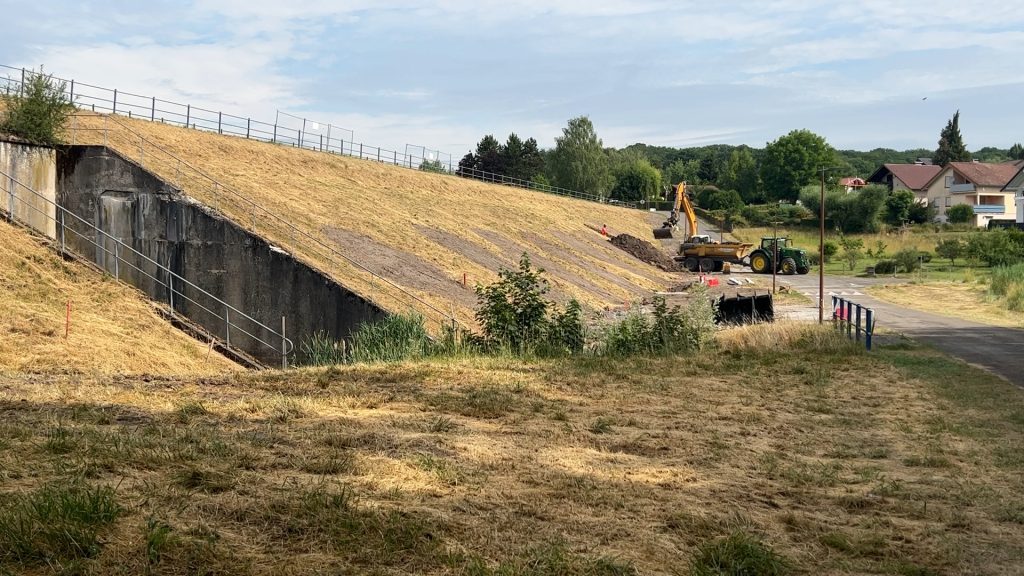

[760,237,791,251]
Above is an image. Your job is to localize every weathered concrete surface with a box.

[1,138,56,238]
[56,146,386,364]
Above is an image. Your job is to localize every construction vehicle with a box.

[747,237,811,275]
[653,182,754,272]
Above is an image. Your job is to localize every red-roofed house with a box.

[924,160,1024,226]
[866,163,942,203]
[839,177,866,193]
[1003,165,1024,225]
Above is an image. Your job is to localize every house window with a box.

[944,175,953,188]
[945,196,951,207]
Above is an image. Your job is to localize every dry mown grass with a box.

[1,323,1022,574]
[68,113,675,327]
[0,219,239,375]
[868,282,1024,328]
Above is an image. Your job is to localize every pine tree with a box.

[933,110,971,166]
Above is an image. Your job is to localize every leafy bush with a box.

[799,185,886,233]
[601,292,716,356]
[894,249,922,273]
[0,68,75,145]
[475,253,584,355]
[935,238,965,264]
[884,189,916,225]
[966,230,1024,267]
[739,204,810,227]
[874,260,897,274]
[918,251,933,263]
[697,187,744,213]
[837,236,864,271]
[946,203,974,224]
[822,241,838,263]
[419,159,448,173]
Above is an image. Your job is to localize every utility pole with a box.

[770,219,783,295]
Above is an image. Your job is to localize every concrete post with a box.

[281,316,288,370]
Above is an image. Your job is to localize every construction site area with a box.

[2,73,1024,576]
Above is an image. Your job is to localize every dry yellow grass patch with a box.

[0,219,239,375]
[67,113,676,327]
[868,282,1024,328]
[2,327,1022,574]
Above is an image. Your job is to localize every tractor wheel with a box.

[749,252,770,274]
[781,257,797,275]
[683,257,699,272]
[699,258,715,272]
[713,260,724,272]
[796,265,810,275]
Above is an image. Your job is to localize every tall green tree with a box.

[761,129,838,202]
[720,147,761,203]
[933,110,971,166]
[610,158,662,202]
[548,116,612,196]
[663,159,701,189]
[1010,142,1024,161]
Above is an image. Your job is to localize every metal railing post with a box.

[855,304,862,342]
[112,89,117,114]
[846,301,853,338]
[114,242,119,279]
[60,211,66,254]
[246,118,250,139]
[272,123,277,143]
[151,97,156,121]
[866,309,874,351]
[281,316,288,370]
[168,273,174,315]
[19,67,24,97]
[69,79,74,102]
[218,111,222,134]
[225,307,230,345]
[6,174,13,221]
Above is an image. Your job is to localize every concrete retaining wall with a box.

[1,138,56,238]
[56,145,387,364]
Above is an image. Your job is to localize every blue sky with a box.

[3,0,1024,158]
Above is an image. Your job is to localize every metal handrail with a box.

[66,112,460,331]
[1,168,293,365]
[1,65,630,209]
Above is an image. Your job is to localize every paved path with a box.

[773,271,1024,387]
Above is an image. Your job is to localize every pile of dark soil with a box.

[609,234,685,272]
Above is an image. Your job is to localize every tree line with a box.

[454,111,1022,206]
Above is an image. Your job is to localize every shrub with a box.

[918,251,933,263]
[0,68,75,145]
[946,203,974,224]
[601,291,716,356]
[874,260,897,274]
[894,248,922,273]
[800,185,886,233]
[419,159,448,173]
[935,238,965,264]
[822,241,838,263]
[966,230,1024,267]
[475,253,584,355]
[838,236,864,272]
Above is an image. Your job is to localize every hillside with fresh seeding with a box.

[0,219,239,374]
[70,113,676,326]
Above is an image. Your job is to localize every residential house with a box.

[866,163,942,204]
[1003,164,1024,225]
[923,160,1024,227]
[839,177,866,193]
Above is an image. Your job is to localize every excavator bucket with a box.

[653,226,674,240]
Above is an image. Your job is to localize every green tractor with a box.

[747,237,811,275]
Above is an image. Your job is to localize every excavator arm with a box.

[653,181,697,240]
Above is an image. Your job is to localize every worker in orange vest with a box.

[600,224,608,237]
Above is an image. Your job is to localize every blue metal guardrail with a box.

[832,296,875,351]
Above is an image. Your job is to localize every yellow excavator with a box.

[653,182,754,272]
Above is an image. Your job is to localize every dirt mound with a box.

[610,234,685,272]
